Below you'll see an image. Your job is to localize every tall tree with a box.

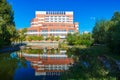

[92,12,120,54]
[18,28,27,43]
[92,20,109,44]
[0,0,17,48]
[107,12,120,54]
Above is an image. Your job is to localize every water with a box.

[0,48,73,80]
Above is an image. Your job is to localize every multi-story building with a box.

[26,11,79,38]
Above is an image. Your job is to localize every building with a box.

[26,11,79,38]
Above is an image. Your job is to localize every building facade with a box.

[26,11,79,38]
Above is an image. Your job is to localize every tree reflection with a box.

[61,46,120,80]
[0,52,27,80]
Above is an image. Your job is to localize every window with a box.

[69,30,74,32]
[41,34,47,36]
[28,30,37,32]
[41,30,48,32]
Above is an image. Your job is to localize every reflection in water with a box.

[17,49,73,77]
[0,52,26,80]
[21,48,62,54]
[0,48,73,80]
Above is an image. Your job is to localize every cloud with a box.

[90,16,96,20]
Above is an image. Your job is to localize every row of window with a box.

[45,67,68,70]
[45,17,69,22]
[44,64,69,67]
[45,17,69,20]
[41,30,48,32]
[46,72,61,75]
[45,20,69,22]
[41,34,66,36]
[28,30,37,32]
[45,18,69,20]
[50,30,66,32]
[28,30,74,32]
[45,16,67,17]
[43,24,73,26]
[46,11,66,15]
[69,30,74,32]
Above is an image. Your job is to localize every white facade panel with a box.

[66,11,73,15]
[36,11,46,14]
[26,32,67,34]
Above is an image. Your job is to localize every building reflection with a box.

[17,50,73,76]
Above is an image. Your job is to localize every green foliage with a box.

[27,35,44,41]
[0,52,27,80]
[111,12,120,21]
[46,36,60,41]
[92,12,120,54]
[61,46,120,80]
[22,48,61,54]
[55,36,60,41]
[19,28,27,42]
[46,37,50,41]
[59,42,68,49]
[92,19,109,44]
[50,36,55,41]
[66,33,93,46]
[66,33,77,45]
[107,12,120,54]
[26,35,60,41]
[22,48,43,54]
[0,0,17,48]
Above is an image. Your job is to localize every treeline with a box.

[66,33,93,46]
[66,12,120,54]
[0,0,18,48]
[92,12,120,54]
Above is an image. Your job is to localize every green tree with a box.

[38,35,43,41]
[27,36,32,42]
[66,33,93,46]
[106,12,120,54]
[46,37,50,41]
[92,20,108,44]
[55,36,60,41]
[0,0,17,48]
[66,33,76,45]
[18,28,27,43]
[92,12,120,54]
[50,36,55,41]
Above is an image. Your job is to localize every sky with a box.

[7,0,120,33]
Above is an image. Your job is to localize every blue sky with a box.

[7,0,120,33]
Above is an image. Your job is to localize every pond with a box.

[0,48,73,80]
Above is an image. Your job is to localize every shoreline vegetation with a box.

[61,45,120,80]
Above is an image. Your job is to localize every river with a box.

[0,48,73,80]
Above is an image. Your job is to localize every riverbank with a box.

[0,41,59,53]
[61,45,120,80]
[26,41,59,49]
